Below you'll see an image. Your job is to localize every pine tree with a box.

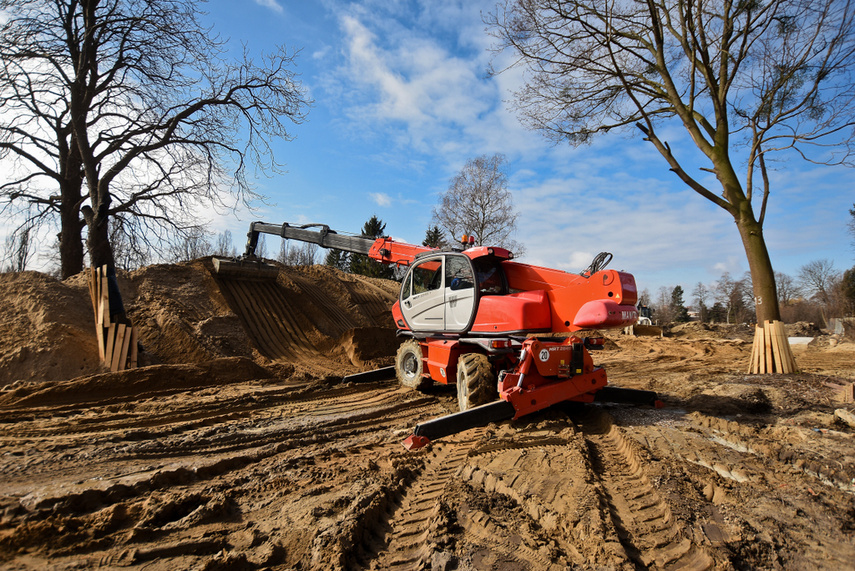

[324,249,350,272]
[671,285,690,323]
[350,215,395,279]
[423,225,445,249]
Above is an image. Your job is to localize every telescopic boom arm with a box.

[242,222,433,267]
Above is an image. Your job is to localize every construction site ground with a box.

[0,260,853,570]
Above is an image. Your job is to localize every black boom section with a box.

[412,400,516,442]
[244,222,376,257]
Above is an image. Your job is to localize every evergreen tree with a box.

[423,225,445,249]
[324,249,350,272]
[350,215,395,279]
[671,285,690,323]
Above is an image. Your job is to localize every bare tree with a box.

[257,236,274,261]
[489,0,855,326]
[775,271,801,307]
[168,226,212,262]
[278,240,318,266]
[0,0,309,279]
[714,271,754,324]
[692,282,709,322]
[652,286,675,322]
[214,230,238,258]
[110,215,151,271]
[798,259,840,305]
[2,223,35,272]
[432,154,524,256]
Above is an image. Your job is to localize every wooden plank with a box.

[783,321,798,372]
[748,325,759,373]
[129,327,139,368]
[777,321,794,374]
[88,267,99,322]
[117,325,132,371]
[754,325,764,374]
[96,324,106,361]
[772,321,785,373]
[100,271,110,327]
[763,320,773,374]
[775,321,790,373]
[87,267,106,361]
[110,324,126,372]
[105,323,116,367]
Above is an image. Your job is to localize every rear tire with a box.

[395,339,432,390]
[457,353,497,411]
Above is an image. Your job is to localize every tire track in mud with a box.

[456,432,585,570]
[1,385,436,484]
[0,380,392,438]
[580,409,714,570]
[4,383,438,511]
[361,428,488,570]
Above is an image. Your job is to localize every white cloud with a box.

[254,0,284,14]
[369,192,392,207]
[331,7,520,162]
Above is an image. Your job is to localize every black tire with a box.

[395,339,432,390]
[457,353,497,411]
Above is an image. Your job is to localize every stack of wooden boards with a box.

[88,265,139,371]
[748,320,796,374]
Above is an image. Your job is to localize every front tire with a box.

[395,339,432,390]
[457,353,497,411]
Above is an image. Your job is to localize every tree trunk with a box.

[58,131,86,278]
[58,180,84,279]
[82,188,126,322]
[734,207,781,324]
[86,210,115,271]
[714,155,781,324]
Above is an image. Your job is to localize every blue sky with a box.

[200,0,853,300]
[8,0,852,299]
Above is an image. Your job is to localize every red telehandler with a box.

[214,222,659,450]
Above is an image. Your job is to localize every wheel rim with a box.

[402,352,417,379]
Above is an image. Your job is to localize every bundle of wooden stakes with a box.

[748,320,796,374]
[88,265,139,371]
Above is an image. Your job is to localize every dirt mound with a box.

[668,321,754,340]
[0,260,401,386]
[0,271,101,387]
[786,321,824,337]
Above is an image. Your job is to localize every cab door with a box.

[399,254,478,333]
[443,254,477,332]
[400,256,445,331]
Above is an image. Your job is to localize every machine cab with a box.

[398,253,507,334]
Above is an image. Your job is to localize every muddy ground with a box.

[0,260,853,570]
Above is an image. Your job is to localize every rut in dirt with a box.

[359,429,488,570]
[578,408,714,570]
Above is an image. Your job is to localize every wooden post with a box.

[748,320,796,374]
[88,265,138,371]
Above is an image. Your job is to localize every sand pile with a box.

[0,259,401,387]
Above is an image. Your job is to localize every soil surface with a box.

[0,260,853,570]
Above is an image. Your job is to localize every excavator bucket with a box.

[212,257,280,280]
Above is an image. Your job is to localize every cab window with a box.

[412,259,442,294]
[401,271,413,300]
[472,258,506,295]
[445,256,474,290]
